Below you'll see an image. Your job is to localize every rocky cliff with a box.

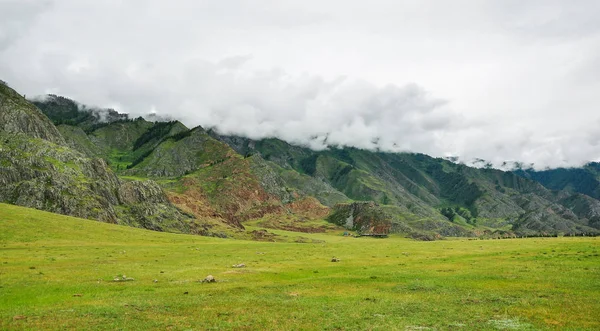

[327,202,392,235]
[0,83,65,145]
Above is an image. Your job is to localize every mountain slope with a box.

[0,83,65,145]
[210,133,600,236]
[124,127,322,229]
[31,96,334,235]
[0,83,194,233]
[515,164,600,200]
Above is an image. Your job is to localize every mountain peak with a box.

[0,82,65,145]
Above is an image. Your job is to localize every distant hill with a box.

[208,132,600,237]
[515,163,600,200]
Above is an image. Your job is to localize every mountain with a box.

[1,84,65,145]
[207,133,600,237]
[2,80,599,239]
[515,164,600,200]
[32,94,128,131]
[21,91,334,237]
[0,82,196,234]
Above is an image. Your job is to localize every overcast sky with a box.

[1,0,599,169]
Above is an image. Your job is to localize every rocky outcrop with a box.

[119,180,171,205]
[115,180,193,231]
[0,131,192,230]
[0,131,119,222]
[559,194,600,225]
[327,202,392,234]
[0,83,65,145]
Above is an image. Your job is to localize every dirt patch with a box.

[287,197,330,218]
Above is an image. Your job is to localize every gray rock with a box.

[0,84,65,145]
[201,275,216,283]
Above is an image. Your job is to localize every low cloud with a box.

[2,54,462,156]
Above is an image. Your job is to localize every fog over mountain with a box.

[1,0,599,169]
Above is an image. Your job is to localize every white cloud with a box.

[0,0,52,51]
[1,0,599,169]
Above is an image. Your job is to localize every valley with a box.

[2,2,599,330]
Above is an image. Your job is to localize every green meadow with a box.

[1,203,599,330]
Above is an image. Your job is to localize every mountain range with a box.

[2,80,599,239]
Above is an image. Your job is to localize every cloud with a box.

[0,0,599,169]
[0,0,52,51]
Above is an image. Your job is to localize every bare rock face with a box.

[117,180,191,230]
[0,132,120,223]
[326,202,392,235]
[119,180,169,205]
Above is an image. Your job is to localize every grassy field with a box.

[1,203,599,330]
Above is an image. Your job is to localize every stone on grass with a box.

[113,275,135,282]
[232,263,246,268]
[201,275,216,283]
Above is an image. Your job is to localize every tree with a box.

[440,207,457,221]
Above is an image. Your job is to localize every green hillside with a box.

[209,134,600,237]
[515,163,600,200]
